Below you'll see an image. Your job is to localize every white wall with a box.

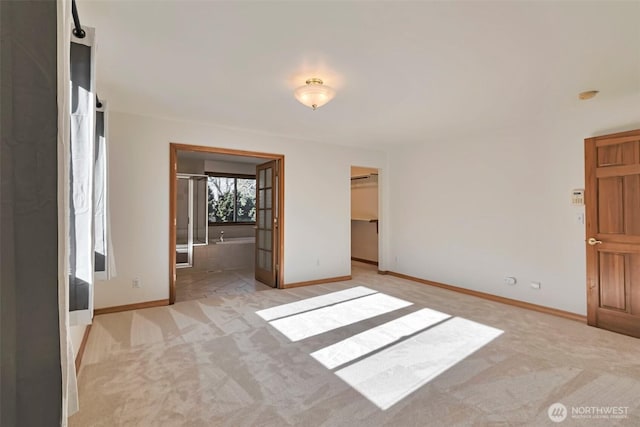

[388,93,640,315]
[351,182,378,219]
[95,112,386,308]
[351,221,378,262]
[69,324,86,358]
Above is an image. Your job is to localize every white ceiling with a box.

[79,0,640,148]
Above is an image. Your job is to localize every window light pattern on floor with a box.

[334,316,503,410]
[310,308,452,370]
[256,286,377,321]
[265,293,412,342]
[257,286,503,410]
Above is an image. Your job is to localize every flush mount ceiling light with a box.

[294,78,336,110]
[579,90,599,100]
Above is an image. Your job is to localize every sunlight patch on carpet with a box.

[267,293,412,342]
[310,308,451,369]
[256,286,378,321]
[257,287,503,410]
[335,317,503,410]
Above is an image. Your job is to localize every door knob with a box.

[587,237,603,246]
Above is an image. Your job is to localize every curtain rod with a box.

[71,0,86,38]
[72,0,103,109]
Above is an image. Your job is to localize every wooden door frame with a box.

[169,143,285,304]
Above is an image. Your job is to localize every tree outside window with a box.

[208,175,256,223]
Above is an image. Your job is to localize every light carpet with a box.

[70,264,640,426]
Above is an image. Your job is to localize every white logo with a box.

[548,403,568,423]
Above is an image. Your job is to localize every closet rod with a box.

[350,173,378,181]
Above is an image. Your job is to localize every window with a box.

[208,173,256,224]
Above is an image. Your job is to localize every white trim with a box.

[69,24,97,320]
[57,0,78,421]
[69,309,92,328]
[70,25,95,47]
[95,102,111,281]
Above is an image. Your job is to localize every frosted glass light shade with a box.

[294,78,336,110]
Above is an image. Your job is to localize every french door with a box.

[175,174,208,268]
[255,160,279,287]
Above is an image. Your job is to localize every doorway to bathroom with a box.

[169,144,284,304]
[350,166,380,279]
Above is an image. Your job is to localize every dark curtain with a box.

[0,0,63,425]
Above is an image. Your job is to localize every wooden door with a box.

[585,129,640,338]
[255,160,278,287]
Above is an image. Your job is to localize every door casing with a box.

[169,143,285,304]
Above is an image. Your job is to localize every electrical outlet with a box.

[530,281,541,290]
[132,277,141,288]
[316,258,320,267]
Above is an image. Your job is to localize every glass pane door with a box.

[192,176,208,245]
[255,160,277,287]
[176,176,193,268]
